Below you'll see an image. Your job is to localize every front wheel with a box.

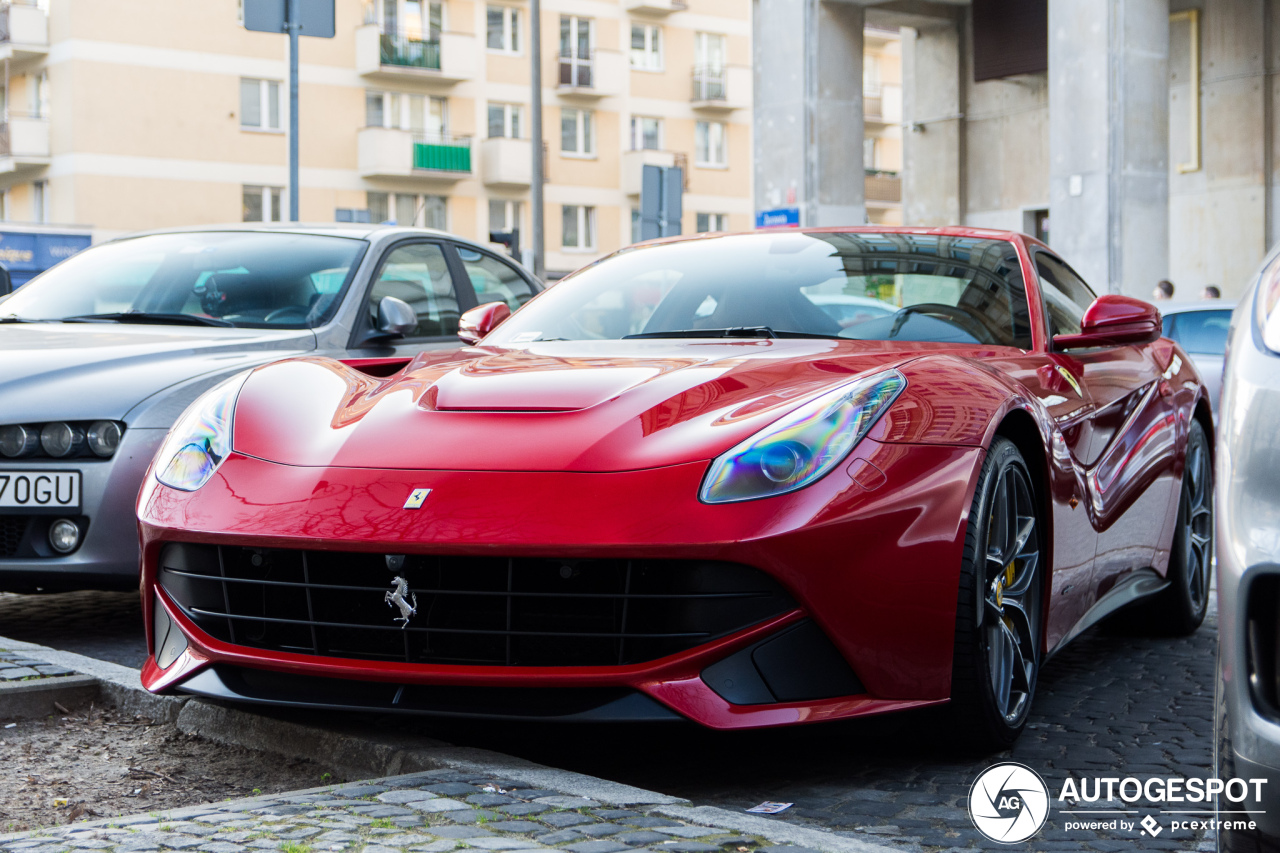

[1131,418,1212,636]
[950,437,1044,750]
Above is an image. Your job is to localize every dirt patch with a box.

[0,703,341,834]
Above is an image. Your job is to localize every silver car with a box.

[1216,250,1280,850]
[1160,300,1235,418]
[0,224,541,592]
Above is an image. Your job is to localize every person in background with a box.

[1203,285,1221,300]
[1154,280,1175,300]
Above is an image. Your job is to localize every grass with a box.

[369,818,396,830]
[280,844,311,853]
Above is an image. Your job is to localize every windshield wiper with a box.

[624,326,846,340]
[60,312,236,328]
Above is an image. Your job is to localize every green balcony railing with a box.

[413,135,471,172]
[380,30,441,70]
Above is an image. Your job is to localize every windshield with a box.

[0,231,367,329]
[487,232,1033,348]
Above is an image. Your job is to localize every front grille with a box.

[158,544,796,667]
[0,517,28,557]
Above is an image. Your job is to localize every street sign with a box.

[244,0,335,222]
[756,207,801,228]
[639,164,683,241]
[244,0,334,37]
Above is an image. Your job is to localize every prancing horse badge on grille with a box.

[385,576,418,628]
[403,488,431,509]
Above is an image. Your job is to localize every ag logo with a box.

[969,763,1050,843]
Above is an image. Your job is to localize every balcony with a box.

[624,0,687,13]
[557,50,624,98]
[356,24,476,84]
[0,1,47,66]
[358,127,472,181]
[480,137,531,187]
[0,115,49,173]
[621,149,677,196]
[691,65,751,111]
[865,171,901,204]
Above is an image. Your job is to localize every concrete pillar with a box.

[902,19,963,225]
[1049,0,1169,296]
[753,0,864,226]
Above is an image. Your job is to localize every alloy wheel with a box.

[983,464,1041,724]
[1183,437,1213,612]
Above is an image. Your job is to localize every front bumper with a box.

[0,427,166,591]
[137,436,983,729]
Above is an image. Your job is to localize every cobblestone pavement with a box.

[0,649,75,681]
[0,591,145,667]
[0,771,792,853]
[0,591,1219,852]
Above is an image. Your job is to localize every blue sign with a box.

[755,207,801,228]
[0,230,91,287]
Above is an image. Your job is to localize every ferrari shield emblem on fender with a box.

[403,488,431,509]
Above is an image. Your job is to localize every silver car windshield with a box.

[0,231,367,329]
[486,232,1033,348]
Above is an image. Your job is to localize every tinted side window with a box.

[1166,310,1232,355]
[1035,254,1097,337]
[368,242,459,337]
[456,247,536,312]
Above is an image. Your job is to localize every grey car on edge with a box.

[1216,247,1280,851]
[0,224,541,592]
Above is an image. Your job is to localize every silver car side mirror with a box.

[376,296,417,338]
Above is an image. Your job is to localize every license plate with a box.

[0,471,81,510]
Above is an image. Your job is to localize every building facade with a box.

[755,0,1280,301]
[0,0,753,275]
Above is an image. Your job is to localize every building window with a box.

[695,121,727,167]
[241,78,281,131]
[864,137,877,170]
[366,91,447,135]
[696,213,729,233]
[559,16,593,87]
[486,6,520,52]
[694,32,726,72]
[369,191,446,228]
[243,185,284,223]
[562,204,595,250]
[30,71,48,119]
[489,199,522,233]
[630,24,662,70]
[629,116,662,151]
[487,103,522,139]
[631,208,641,244]
[32,180,47,223]
[378,0,443,40]
[560,107,594,156]
[0,189,9,221]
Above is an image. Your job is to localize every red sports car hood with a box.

[230,339,991,472]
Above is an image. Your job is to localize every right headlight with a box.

[699,369,906,504]
[154,375,247,492]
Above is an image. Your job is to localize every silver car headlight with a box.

[699,369,906,504]
[155,375,248,492]
[1257,258,1280,354]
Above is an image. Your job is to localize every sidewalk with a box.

[0,635,894,853]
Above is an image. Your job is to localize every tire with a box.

[1131,419,1213,636]
[950,437,1044,751]
[1217,648,1280,852]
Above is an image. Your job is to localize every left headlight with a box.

[154,375,247,492]
[700,369,907,504]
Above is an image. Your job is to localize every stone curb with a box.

[0,634,899,853]
[0,673,99,720]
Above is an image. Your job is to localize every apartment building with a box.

[0,0,752,274]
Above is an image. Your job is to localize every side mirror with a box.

[1052,295,1162,350]
[373,296,417,339]
[458,301,511,345]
